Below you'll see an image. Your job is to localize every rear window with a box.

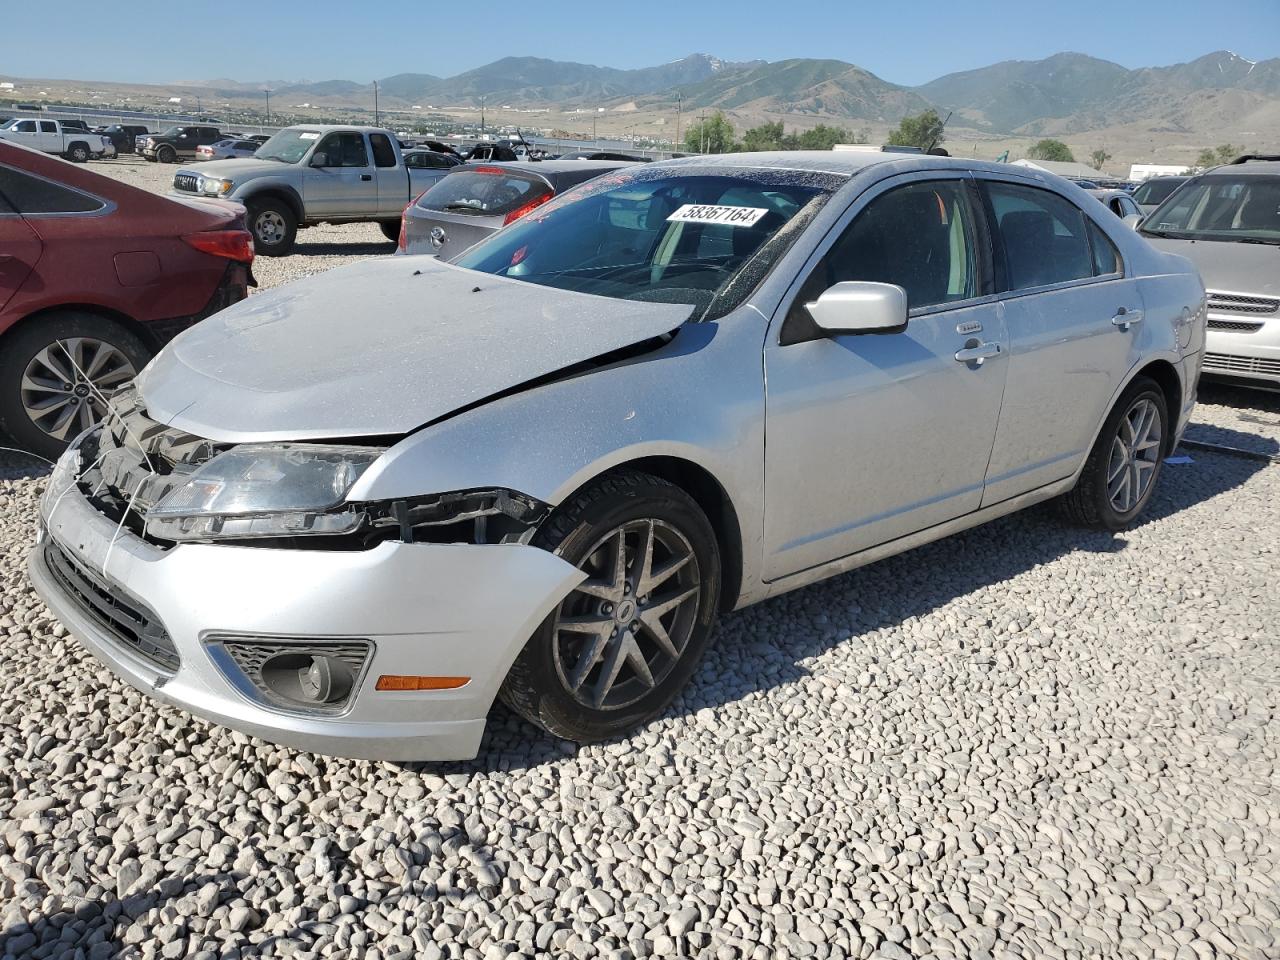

[0,165,107,215]
[416,167,552,218]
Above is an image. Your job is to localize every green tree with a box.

[887,109,946,151]
[1089,148,1112,171]
[1026,139,1075,162]
[783,124,865,151]
[738,121,785,152]
[1194,143,1241,170]
[684,111,736,154]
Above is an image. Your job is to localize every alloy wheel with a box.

[255,211,287,246]
[1107,397,1162,513]
[553,518,701,711]
[20,337,136,441]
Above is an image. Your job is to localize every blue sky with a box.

[5,0,1278,86]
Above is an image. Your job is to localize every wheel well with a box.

[243,189,302,222]
[621,456,744,613]
[1,304,152,350]
[1133,360,1182,453]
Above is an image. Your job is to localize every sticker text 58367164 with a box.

[666,204,769,227]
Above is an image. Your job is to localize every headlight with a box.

[200,177,233,196]
[145,444,383,542]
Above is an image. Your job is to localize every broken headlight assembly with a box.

[144,444,383,542]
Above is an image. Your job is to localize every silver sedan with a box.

[30,152,1206,760]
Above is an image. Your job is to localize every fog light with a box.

[205,637,371,715]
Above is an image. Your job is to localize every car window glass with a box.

[0,166,106,214]
[986,182,1094,290]
[369,134,397,168]
[785,179,979,336]
[315,133,369,168]
[1087,219,1122,276]
[40,121,57,133]
[16,120,35,133]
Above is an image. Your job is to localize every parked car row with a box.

[23,146,1210,763]
[0,118,115,163]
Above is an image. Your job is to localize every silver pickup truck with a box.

[172,125,452,255]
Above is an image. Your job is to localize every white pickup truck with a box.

[0,118,115,162]
[173,124,457,255]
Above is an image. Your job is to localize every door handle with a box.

[360,174,372,181]
[1111,308,1144,330]
[954,340,1002,365]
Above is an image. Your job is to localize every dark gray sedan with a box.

[401,160,630,258]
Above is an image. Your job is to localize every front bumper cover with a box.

[29,480,584,761]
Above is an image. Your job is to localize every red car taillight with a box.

[183,229,255,264]
[504,191,552,225]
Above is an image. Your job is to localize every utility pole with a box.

[479,96,486,135]
[700,111,706,154]
[374,80,379,126]
[675,93,682,152]
[264,88,271,126]
[592,112,597,147]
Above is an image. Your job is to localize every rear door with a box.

[39,121,61,153]
[977,177,1146,505]
[0,177,42,312]
[303,131,378,218]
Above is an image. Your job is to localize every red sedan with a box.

[0,142,253,458]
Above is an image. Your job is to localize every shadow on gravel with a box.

[0,873,242,959]
[453,422,1276,772]
[0,447,52,482]
[289,241,398,257]
[1198,381,1280,416]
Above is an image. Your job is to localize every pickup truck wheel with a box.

[247,200,298,257]
[379,221,401,244]
[156,145,177,163]
[66,143,90,163]
[0,312,152,460]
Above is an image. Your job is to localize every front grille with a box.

[1202,352,1280,377]
[1208,319,1264,333]
[1206,291,1279,315]
[44,540,179,673]
[173,172,199,193]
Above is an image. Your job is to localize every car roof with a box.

[651,150,1023,179]
[1087,188,1132,201]
[458,159,632,179]
[1201,159,1280,177]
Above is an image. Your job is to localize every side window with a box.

[1087,219,1123,276]
[0,165,106,214]
[369,134,397,168]
[784,179,981,340]
[40,121,57,134]
[985,182,1094,291]
[315,133,369,168]
[15,120,36,133]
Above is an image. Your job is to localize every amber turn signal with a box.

[375,675,470,691]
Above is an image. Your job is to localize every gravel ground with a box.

[0,158,1276,959]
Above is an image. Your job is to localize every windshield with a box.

[255,129,323,163]
[1140,174,1280,244]
[1133,178,1185,206]
[159,126,183,138]
[452,167,841,319]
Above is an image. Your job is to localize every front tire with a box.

[157,145,177,163]
[500,470,721,743]
[0,312,152,461]
[246,198,298,256]
[1060,376,1168,530]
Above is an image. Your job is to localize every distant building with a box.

[1011,158,1108,179]
[1129,163,1192,181]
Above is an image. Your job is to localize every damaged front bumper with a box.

[29,472,584,762]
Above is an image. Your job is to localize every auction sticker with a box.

[667,204,768,226]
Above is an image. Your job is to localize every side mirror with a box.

[310,152,329,167]
[805,281,908,336]
[1122,213,1143,230]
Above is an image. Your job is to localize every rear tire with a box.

[66,143,90,163]
[246,198,298,256]
[379,221,401,244]
[499,470,721,744]
[1059,376,1168,530]
[0,312,153,461]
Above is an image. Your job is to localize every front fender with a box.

[228,178,304,218]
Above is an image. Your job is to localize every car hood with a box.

[136,256,694,442]
[1143,236,1280,298]
[184,157,287,178]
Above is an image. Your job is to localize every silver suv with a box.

[1140,156,1280,389]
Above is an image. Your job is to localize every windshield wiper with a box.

[1236,237,1280,246]
[443,202,484,212]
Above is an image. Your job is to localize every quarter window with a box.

[369,133,397,168]
[0,165,107,214]
[985,182,1095,291]
[1087,219,1122,276]
[784,179,981,340]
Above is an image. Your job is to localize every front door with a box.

[977,178,1146,505]
[763,175,1008,580]
[304,132,379,218]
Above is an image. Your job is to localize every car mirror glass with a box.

[310,152,329,167]
[805,281,908,336]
